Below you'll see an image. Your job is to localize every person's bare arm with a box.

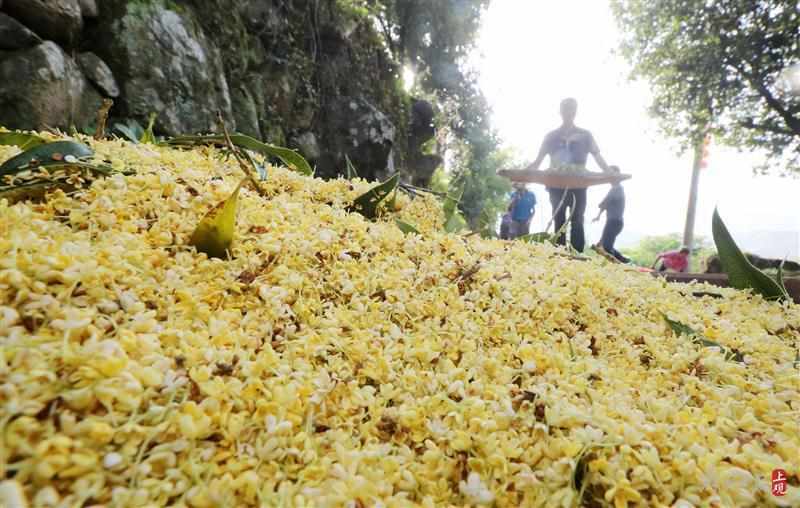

[593,192,609,223]
[588,133,612,172]
[592,151,611,172]
[652,254,663,269]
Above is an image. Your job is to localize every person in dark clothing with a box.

[592,167,629,263]
[499,213,512,240]
[547,187,587,250]
[524,98,616,252]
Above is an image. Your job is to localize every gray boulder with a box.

[0,12,41,50]
[409,99,436,147]
[330,98,395,146]
[100,4,233,135]
[77,52,119,97]
[317,96,396,180]
[0,41,102,130]
[231,85,261,139]
[292,132,321,161]
[239,1,287,34]
[344,97,396,171]
[2,0,83,46]
[409,154,442,187]
[263,73,297,124]
[407,99,441,186]
[78,0,97,18]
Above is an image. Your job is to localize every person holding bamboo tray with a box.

[509,98,618,252]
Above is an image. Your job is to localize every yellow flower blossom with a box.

[0,136,797,507]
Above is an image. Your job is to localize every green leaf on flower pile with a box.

[662,313,698,337]
[0,140,94,175]
[519,232,554,244]
[348,174,399,219]
[345,154,359,179]
[112,120,144,143]
[712,208,788,301]
[662,313,744,363]
[189,180,244,259]
[0,139,123,203]
[0,161,117,204]
[164,134,313,176]
[395,219,420,235]
[443,178,464,233]
[0,131,47,151]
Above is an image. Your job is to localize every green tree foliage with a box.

[369,0,489,87]
[623,233,715,272]
[366,0,508,227]
[611,0,800,172]
[460,145,513,231]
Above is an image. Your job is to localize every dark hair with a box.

[680,247,690,254]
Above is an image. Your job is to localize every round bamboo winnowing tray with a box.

[499,169,631,188]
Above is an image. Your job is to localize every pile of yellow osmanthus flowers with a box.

[0,136,798,508]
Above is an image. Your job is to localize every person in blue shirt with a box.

[508,182,536,238]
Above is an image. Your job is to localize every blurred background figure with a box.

[653,247,690,272]
[593,166,629,263]
[508,182,536,238]
[524,98,616,251]
[499,212,512,240]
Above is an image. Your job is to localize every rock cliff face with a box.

[0,0,439,183]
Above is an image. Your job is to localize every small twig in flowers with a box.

[456,263,482,284]
[217,111,268,198]
[94,99,114,140]
[399,182,448,197]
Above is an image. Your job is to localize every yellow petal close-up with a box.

[0,136,798,508]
